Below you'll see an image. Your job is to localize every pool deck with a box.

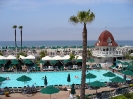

[1,87,116,99]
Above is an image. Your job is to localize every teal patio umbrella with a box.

[88,59,95,63]
[0,76,6,84]
[110,76,125,83]
[11,59,19,65]
[40,85,60,99]
[115,60,122,64]
[16,75,32,85]
[103,71,116,81]
[122,70,133,76]
[89,81,106,94]
[86,73,96,84]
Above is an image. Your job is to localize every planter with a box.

[4,92,9,97]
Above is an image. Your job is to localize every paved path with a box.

[1,87,115,99]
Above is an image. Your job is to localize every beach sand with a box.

[1,87,115,99]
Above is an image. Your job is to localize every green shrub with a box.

[123,93,132,98]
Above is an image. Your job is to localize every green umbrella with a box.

[115,60,122,63]
[16,75,32,83]
[122,70,133,76]
[103,72,116,77]
[23,59,33,64]
[110,76,125,83]
[63,60,71,64]
[67,74,71,85]
[75,59,82,63]
[86,73,96,84]
[89,81,106,94]
[70,83,76,96]
[0,76,6,82]
[39,60,46,64]
[49,60,58,65]
[44,75,48,86]
[11,59,19,65]
[126,65,133,69]
[0,60,7,65]
[40,85,60,99]
[122,62,130,66]
[88,59,95,63]
[103,71,116,82]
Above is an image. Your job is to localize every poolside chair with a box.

[13,87,18,93]
[8,87,13,93]
[17,87,22,93]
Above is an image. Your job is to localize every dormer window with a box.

[107,37,112,43]
[107,37,112,46]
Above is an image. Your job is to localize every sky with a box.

[0,0,133,41]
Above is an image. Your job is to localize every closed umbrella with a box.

[70,83,76,98]
[86,73,96,84]
[44,76,48,86]
[40,85,60,99]
[67,74,71,85]
[110,76,125,83]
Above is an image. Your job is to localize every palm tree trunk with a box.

[80,24,87,99]
[15,29,17,47]
[21,29,22,53]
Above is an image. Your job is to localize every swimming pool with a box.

[0,70,125,88]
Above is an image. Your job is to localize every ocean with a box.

[0,40,133,47]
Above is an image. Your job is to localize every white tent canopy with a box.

[0,55,6,60]
[42,56,53,60]
[62,55,70,60]
[19,55,26,59]
[6,55,16,60]
[52,55,63,60]
[26,55,35,59]
[75,55,82,59]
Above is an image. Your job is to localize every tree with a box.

[87,49,93,60]
[18,26,23,52]
[69,53,78,65]
[12,25,17,47]
[69,9,95,99]
[39,50,47,58]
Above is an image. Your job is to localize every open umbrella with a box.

[122,70,133,80]
[103,71,116,82]
[89,81,105,94]
[11,59,19,65]
[40,85,60,99]
[122,70,133,76]
[86,73,96,84]
[0,76,7,88]
[110,76,125,83]
[115,60,122,63]
[44,75,48,86]
[16,75,32,85]
[67,74,71,85]
[88,59,93,62]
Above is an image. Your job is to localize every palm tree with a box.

[12,25,17,47]
[69,9,95,99]
[69,53,78,65]
[18,26,23,52]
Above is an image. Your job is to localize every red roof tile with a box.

[95,30,118,46]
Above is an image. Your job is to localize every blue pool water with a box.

[0,70,125,88]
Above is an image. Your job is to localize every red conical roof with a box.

[95,30,118,46]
